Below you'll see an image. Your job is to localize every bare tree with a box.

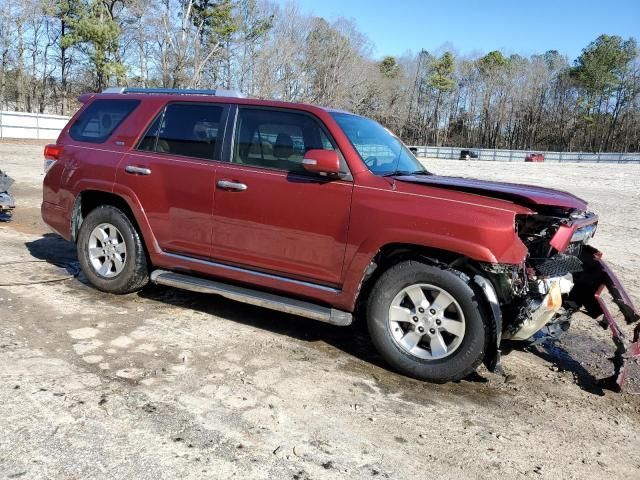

[0,0,637,152]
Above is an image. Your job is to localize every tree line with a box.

[1,0,639,152]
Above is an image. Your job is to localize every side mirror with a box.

[302,149,341,176]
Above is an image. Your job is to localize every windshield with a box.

[331,112,428,176]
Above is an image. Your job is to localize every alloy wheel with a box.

[388,283,466,360]
[87,222,127,278]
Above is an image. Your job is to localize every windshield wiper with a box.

[381,169,431,177]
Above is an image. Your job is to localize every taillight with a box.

[44,144,63,160]
[44,144,63,173]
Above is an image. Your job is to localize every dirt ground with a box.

[1,143,639,479]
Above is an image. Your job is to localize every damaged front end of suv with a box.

[484,208,640,390]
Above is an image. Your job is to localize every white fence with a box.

[0,111,70,140]
[1,111,639,163]
[410,146,640,164]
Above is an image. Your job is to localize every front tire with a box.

[367,260,488,383]
[77,205,149,294]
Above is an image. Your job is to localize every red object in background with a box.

[525,153,545,162]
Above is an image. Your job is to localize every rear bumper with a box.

[573,245,640,390]
[41,201,71,240]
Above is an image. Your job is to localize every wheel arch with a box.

[71,190,144,246]
[355,243,474,312]
[354,242,503,372]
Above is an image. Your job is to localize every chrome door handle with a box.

[125,165,152,175]
[217,180,247,191]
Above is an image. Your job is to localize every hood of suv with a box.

[395,174,587,211]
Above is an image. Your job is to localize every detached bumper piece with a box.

[593,256,640,390]
[573,245,640,391]
[0,170,15,221]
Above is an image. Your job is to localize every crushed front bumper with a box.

[572,245,640,391]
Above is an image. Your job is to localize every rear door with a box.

[117,102,229,258]
[210,106,353,287]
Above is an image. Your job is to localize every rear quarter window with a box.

[137,103,225,160]
[69,99,140,143]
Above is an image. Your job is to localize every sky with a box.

[275,0,640,61]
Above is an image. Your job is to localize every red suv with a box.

[42,88,639,386]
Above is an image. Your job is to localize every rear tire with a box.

[77,205,149,294]
[367,260,488,383]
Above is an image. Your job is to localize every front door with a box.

[117,102,228,258]
[211,107,353,287]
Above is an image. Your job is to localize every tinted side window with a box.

[153,103,224,160]
[69,99,140,143]
[233,108,336,173]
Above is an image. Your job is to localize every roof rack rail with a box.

[101,87,244,98]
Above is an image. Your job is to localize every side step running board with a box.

[150,269,352,326]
